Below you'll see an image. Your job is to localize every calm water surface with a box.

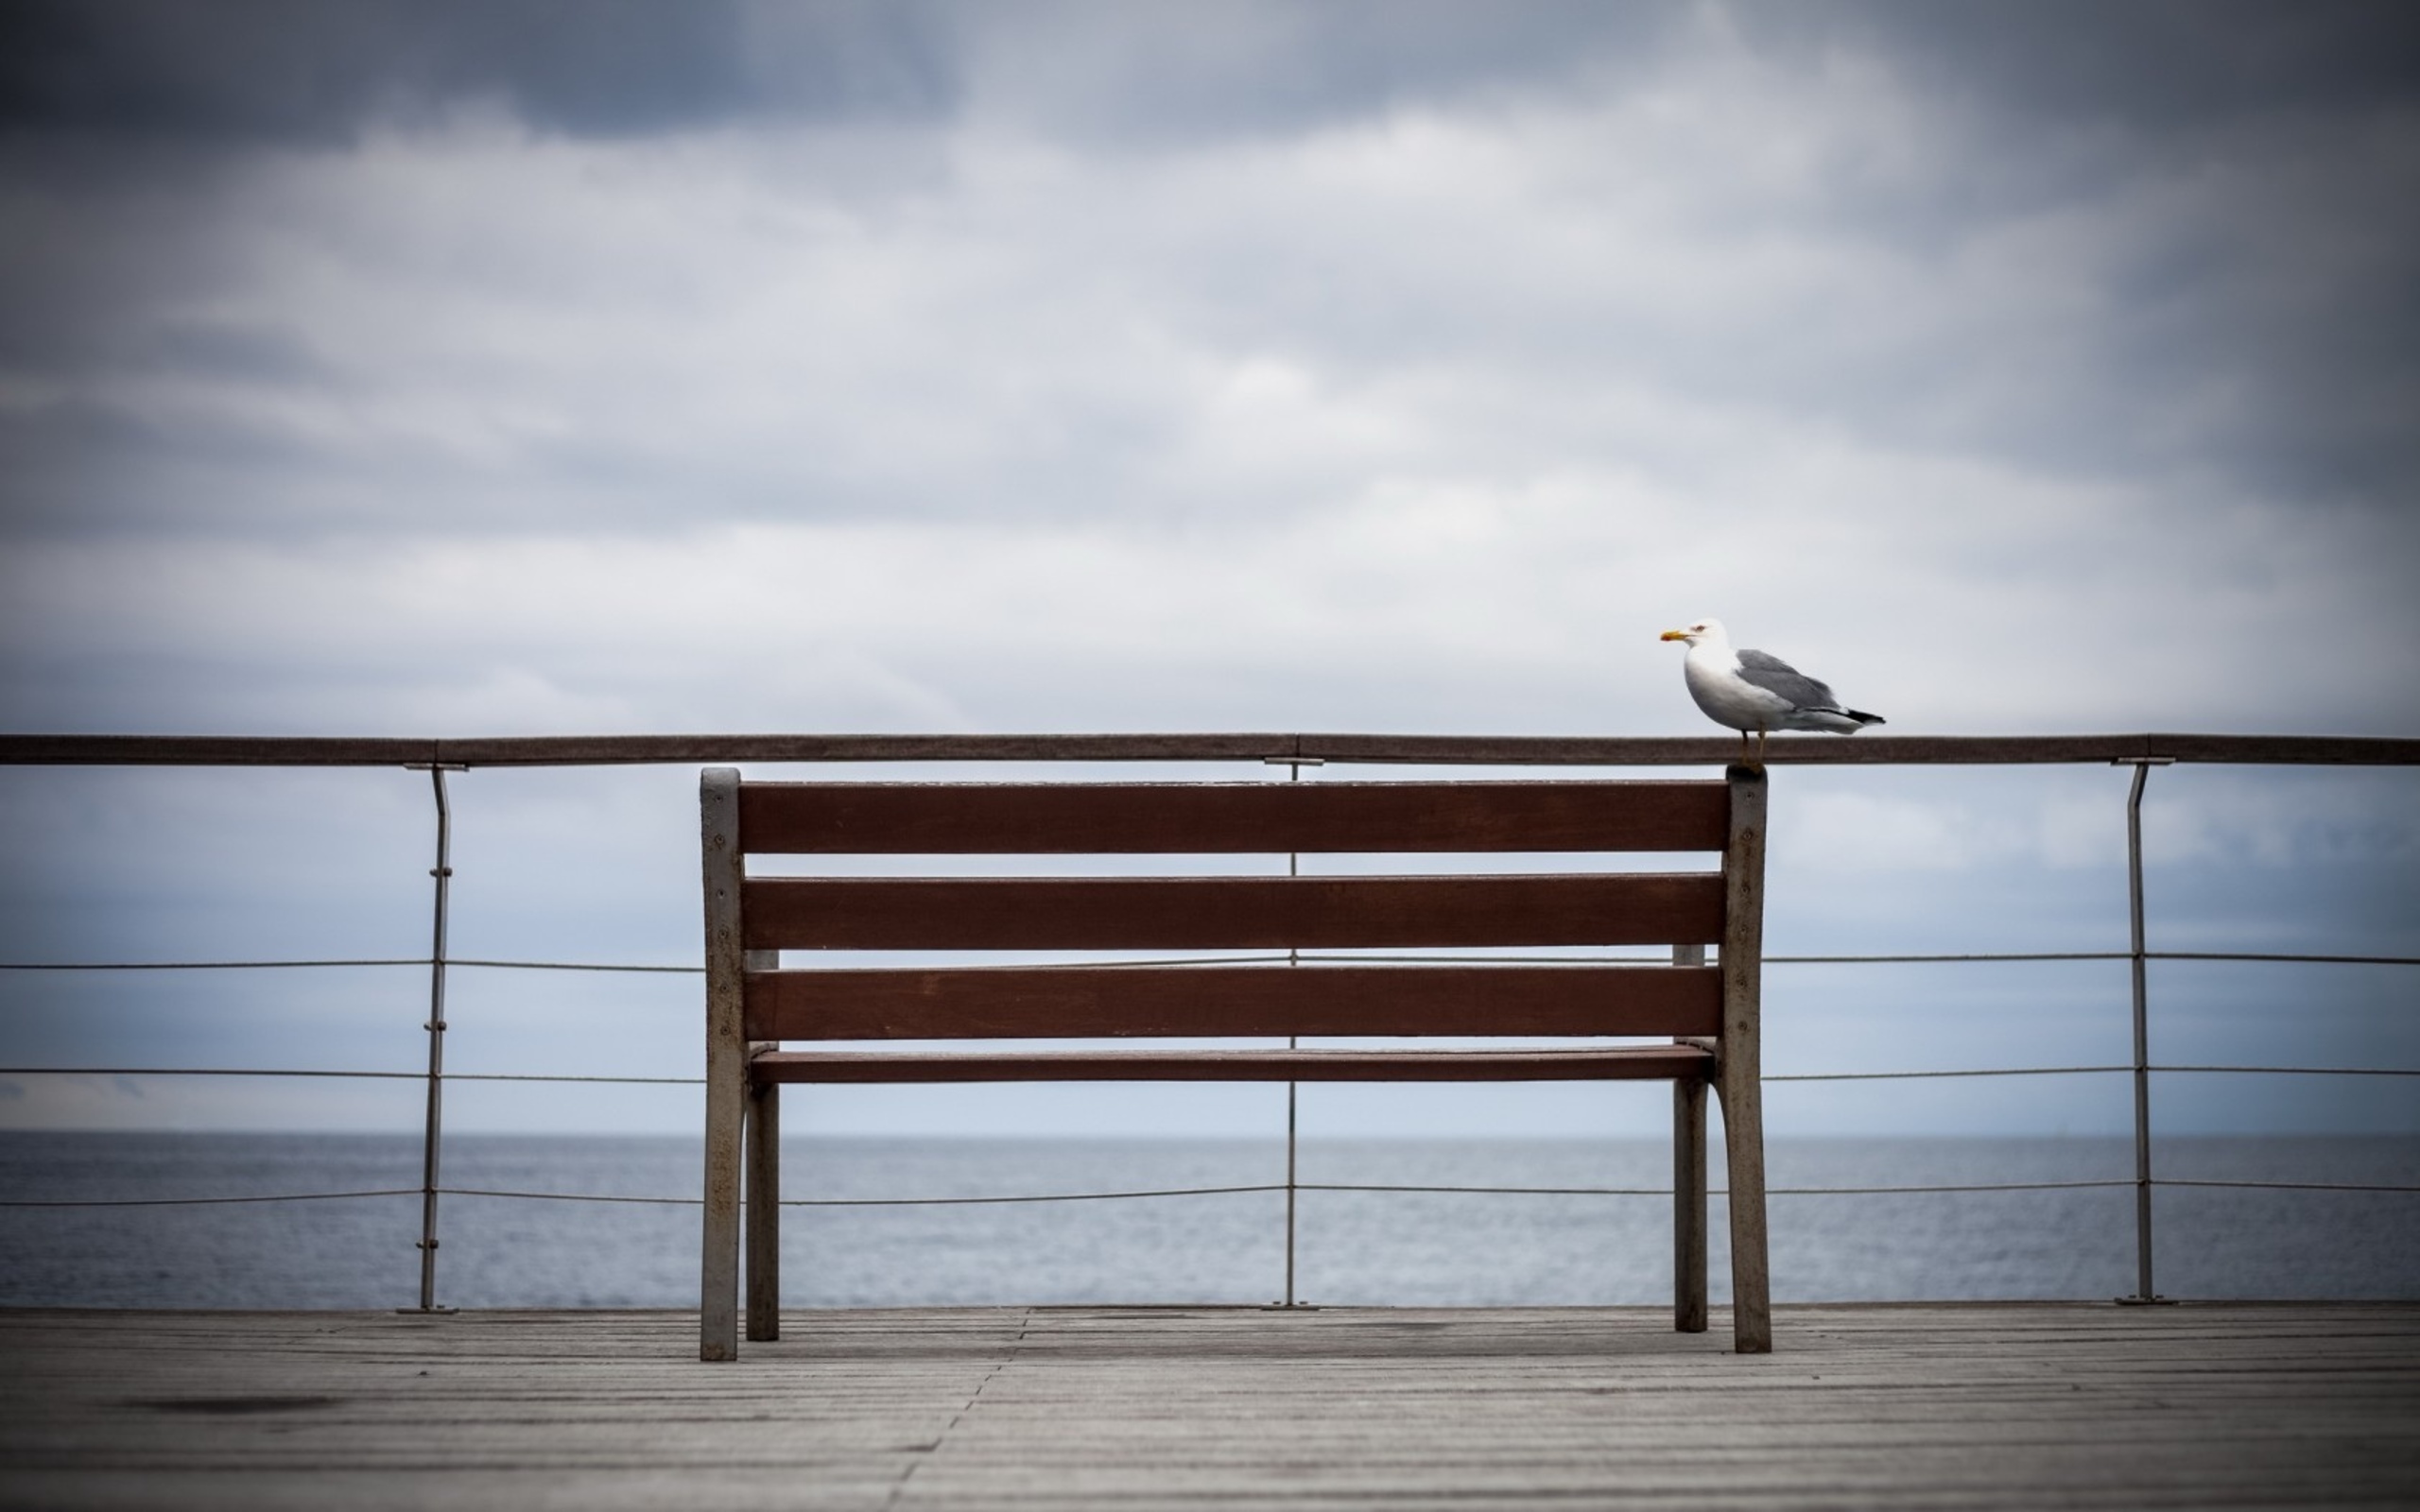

[1,1133,2413,1309]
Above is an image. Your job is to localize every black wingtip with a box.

[1849,711,1885,727]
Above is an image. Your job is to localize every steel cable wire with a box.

[16,1172,2419,1211]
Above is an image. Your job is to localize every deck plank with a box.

[0,1305,2414,1509]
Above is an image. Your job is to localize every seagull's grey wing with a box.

[1734,648,1841,712]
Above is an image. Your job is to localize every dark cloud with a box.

[1700,0,2420,509]
[948,0,1686,147]
[0,1,1694,152]
[9,1,2415,152]
[1813,0,2420,132]
[3,0,2417,544]
[0,0,955,144]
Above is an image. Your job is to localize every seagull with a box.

[1660,618,1884,765]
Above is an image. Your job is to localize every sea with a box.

[1,1134,2414,1311]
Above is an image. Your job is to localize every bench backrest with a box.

[701,773,1765,1049]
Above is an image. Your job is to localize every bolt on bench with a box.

[699,766,1772,1359]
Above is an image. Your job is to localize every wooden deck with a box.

[2,1304,2415,1509]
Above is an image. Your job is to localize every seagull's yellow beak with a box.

[1659,629,1688,643]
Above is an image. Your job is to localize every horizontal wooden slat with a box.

[744,964,1720,1040]
[749,1044,1716,1082]
[742,873,1723,952]
[738,782,1726,854]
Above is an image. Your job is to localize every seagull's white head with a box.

[1659,618,1728,648]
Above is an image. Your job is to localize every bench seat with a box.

[751,1043,1717,1082]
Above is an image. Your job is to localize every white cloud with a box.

[15,39,2406,737]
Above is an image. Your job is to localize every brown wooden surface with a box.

[1674,941,1712,1335]
[744,964,1722,1040]
[742,873,1724,952]
[5,1306,2415,1510]
[737,781,1728,854]
[749,1044,1717,1082]
[744,1072,779,1344]
[698,770,748,1362]
[1718,764,1772,1354]
[1673,1075,1708,1332]
[10,730,2419,767]
[743,941,780,1349]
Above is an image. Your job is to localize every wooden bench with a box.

[699,766,1772,1359]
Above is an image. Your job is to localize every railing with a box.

[4,731,2417,1310]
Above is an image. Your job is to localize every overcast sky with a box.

[2,1,2416,1140]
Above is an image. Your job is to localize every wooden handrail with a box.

[1,731,2415,767]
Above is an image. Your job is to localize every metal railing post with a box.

[409,764,463,1313]
[2116,757,2173,1306]
[1268,755,1321,1308]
